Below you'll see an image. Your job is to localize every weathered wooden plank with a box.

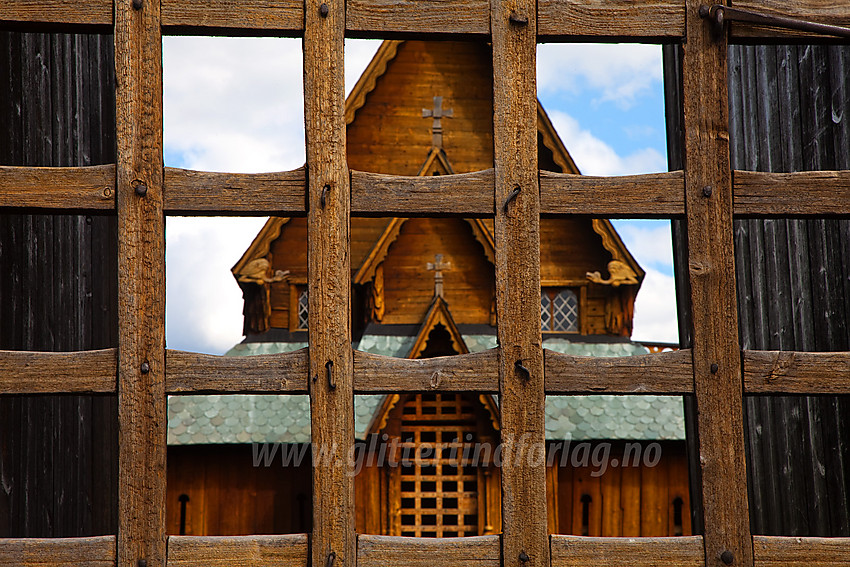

[550,535,704,567]
[730,0,850,41]
[163,166,306,214]
[0,2,111,26]
[165,348,309,393]
[0,165,115,210]
[544,348,694,394]
[357,535,500,567]
[161,0,303,33]
[346,0,489,37]
[350,169,493,216]
[682,1,753,566]
[0,535,116,566]
[752,536,850,565]
[353,349,498,393]
[743,350,850,394]
[115,0,166,565]
[539,170,685,217]
[733,170,850,216]
[304,1,355,567]
[167,534,309,566]
[0,349,117,394]
[538,0,686,40]
[492,2,547,567]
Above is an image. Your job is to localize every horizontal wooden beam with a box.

[0,349,117,394]
[733,170,850,216]
[753,536,850,566]
[167,534,309,566]
[539,170,685,217]
[351,169,494,216]
[162,0,303,34]
[165,348,309,393]
[538,0,686,40]
[729,0,850,41]
[346,0,489,37]
[354,349,499,393]
[0,536,116,566]
[357,535,500,567]
[550,535,705,567]
[164,166,306,214]
[0,165,115,210]
[544,348,694,394]
[0,2,111,27]
[743,350,850,394]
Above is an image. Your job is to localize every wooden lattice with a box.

[1,1,849,567]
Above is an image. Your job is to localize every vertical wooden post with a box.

[304,1,355,567]
[115,0,165,566]
[682,3,753,566]
[491,3,548,567]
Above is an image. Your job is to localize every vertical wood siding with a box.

[0,31,117,538]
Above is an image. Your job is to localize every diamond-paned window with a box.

[298,289,309,330]
[541,288,578,333]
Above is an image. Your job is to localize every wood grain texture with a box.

[743,350,850,394]
[164,166,306,214]
[550,535,704,567]
[357,535,500,567]
[161,0,303,33]
[730,0,850,40]
[304,1,355,567]
[346,0,489,37]
[539,170,685,217]
[353,349,499,393]
[350,169,494,216]
[0,165,115,210]
[682,2,753,566]
[0,349,117,394]
[544,348,694,394]
[165,348,309,393]
[167,534,309,566]
[492,2,548,567]
[0,2,111,26]
[752,535,850,565]
[538,0,686,40]
[733,170,850,216]
[115,0,166,565]
[0,535,116,566]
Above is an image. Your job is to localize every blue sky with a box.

[163,38,678,354]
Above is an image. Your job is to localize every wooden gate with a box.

[1,1,849,567]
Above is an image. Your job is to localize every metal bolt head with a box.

[702,185,713,197]
[134,181,148,197]
[720,550,734,565]
[138,560,147,567]
[698,4,710,17]
[140,361,151,374]
[710,363,719,374]
[319,3,329,17]
[519,551,530,563]
[509,11,529,25]
[132,0,143,10]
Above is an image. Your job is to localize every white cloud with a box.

[612,220,674,271]
[537,43,663,109]
[166,217,268,354]
[548,110,666,175]
[631,267,680,344]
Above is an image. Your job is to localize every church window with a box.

[541,288,579,332]
[297,288,309,330]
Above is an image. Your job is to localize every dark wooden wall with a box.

[0,31,117,537]
[664,44,850,537]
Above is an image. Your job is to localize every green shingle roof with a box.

[166,336,685,445]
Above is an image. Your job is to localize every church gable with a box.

[378,218,495,326]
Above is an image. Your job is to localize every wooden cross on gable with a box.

[426,254,452,298]
[422,95,453,149]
